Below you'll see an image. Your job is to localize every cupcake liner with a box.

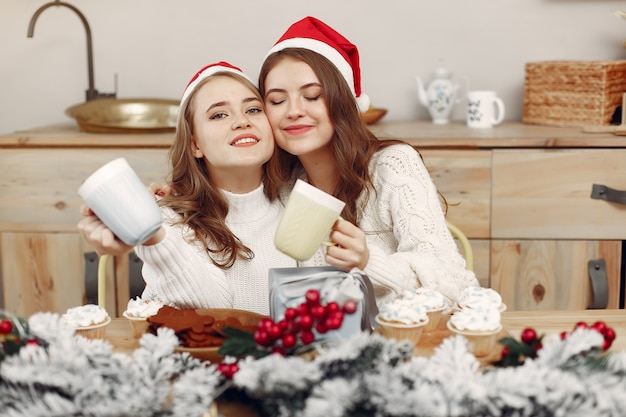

[447,321,502,357]
[375,315,429,346]
[123,311,150,338]
[423,307,444,332]
[74,316,112,340]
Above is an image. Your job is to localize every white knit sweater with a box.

[135,184,296,315]
[299,143,479,306]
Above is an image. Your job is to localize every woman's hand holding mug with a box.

[325,218,370,271]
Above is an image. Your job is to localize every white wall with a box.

[1,0,626,135]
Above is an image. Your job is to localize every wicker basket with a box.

[522,60,626,127]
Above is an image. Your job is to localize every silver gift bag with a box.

[268,266,378,344]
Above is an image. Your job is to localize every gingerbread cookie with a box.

[147,306,251,348]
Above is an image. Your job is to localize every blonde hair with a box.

[160,71,278,268]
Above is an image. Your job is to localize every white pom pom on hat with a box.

[266,16,371,113]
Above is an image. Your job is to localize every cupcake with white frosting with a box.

[458,286,506,312]
[62,304,111,339]
[122,294,164,338]
[375,294,429,346]
[447,306,502,357]
[413,288,448,332]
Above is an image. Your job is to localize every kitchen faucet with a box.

[27,0,116,102]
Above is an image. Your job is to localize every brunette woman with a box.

[259,17,478,306]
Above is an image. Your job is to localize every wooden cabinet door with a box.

[0,232,117,316]
[421,150,491,239]
[491,240,621,310]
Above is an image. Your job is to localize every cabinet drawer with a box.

[421,150,491,238]
[492,149,626,239]
[0,149,169,232]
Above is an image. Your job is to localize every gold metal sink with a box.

[66,98,179,134]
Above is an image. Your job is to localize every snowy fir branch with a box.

[0,312,625,417]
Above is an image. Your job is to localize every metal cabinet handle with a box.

[84,252,99,305]
[588,259,609,309]
[85,252,145,308]
[591,183,626,205]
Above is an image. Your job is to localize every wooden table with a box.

[105,309,626,357]
[105,310,626,417]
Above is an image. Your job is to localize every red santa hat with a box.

[179,61,254,115]
[266,16,370,112]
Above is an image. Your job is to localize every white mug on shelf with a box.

[78,157,163,246]
[274,179,345,262]
[466,91,506,128]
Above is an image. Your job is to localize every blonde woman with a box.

[78,62,296,315]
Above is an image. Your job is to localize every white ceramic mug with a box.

[466,91,506,128]
[78,157,163,246]
[274,179,346,261]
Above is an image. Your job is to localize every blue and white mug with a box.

[466,91,505,128]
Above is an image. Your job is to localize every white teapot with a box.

[415,62,469,124]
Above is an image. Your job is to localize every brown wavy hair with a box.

[159,72,276,269]
[259,48,445,225]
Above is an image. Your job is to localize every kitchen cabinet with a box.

[370,121,625,310]
[1,121,624,317]
[0,126,172,317]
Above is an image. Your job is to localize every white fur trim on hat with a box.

[267,38,356,98]
[180,66,254,110]
[267,37,370,112]
[177,62,255,123]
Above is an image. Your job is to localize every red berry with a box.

[574,321,588,331]
[227,363,239,377]
[560,331,569,340]
[591,321,607,334]
[501,346,510,359]
[325,310,345,330]
[328,310,344,322]
[297,303,310,316]
[296,314,313,330]
[258,317,274,331]
[277,319,289,333]
[285,320,298,334]
[343,300,358,314]
[316,322,328,334]
[282,333,297,349]
[534,343,543,352]
[0,320,13,335]
[284,307,298,320]
[325,316,343,330]
[300,330,315,345]
[603,339,613,351]
[603,327,616,343]
[521,328,537,344]
[267,324,282,341]
[310,305,327,319]
[305,289,321,306]
[271,346,286,356]
[326,302,340,312]
[217,362,238,379]
[25,339,39,346]
[253,329,271,346]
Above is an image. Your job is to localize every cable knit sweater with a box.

[135,184,296,315]
[299,143,479,306]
